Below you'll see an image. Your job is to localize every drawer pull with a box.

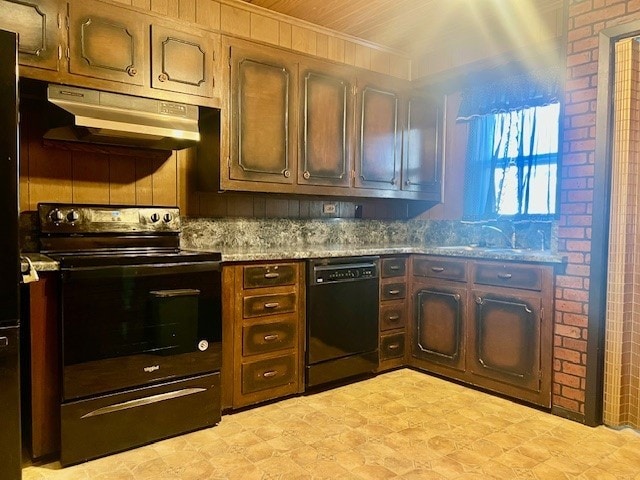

[389,265,400,270]
[262,370,278,378]
[388,343,400,350]
[264,272,280,279]
[264,302,280,309]
[431,266,445,272]
[497,273,513,280]
[388,314,400,321]
[388,289,401,295]
[263,334,279,342]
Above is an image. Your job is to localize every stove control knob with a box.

[163,212,173,223]
[67,210,79,223]
[150,213,160,223]
[49,209,64,223]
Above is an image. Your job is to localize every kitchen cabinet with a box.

[298,59,355,189]
[378,256,408,371]
[221,261,305,409]
[410,256,553,407]
[68,0,220,99]
[411,257,467,373]
[0,0,63,72]
[354,73,404,192]
[402,93,445,199]
[226,38,298,186]
[221,37,444,201]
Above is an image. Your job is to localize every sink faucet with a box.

[537,230,545,251]
[482,225,516,249]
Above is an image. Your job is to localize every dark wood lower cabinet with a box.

[410,256,553,408]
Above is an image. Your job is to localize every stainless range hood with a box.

[44,84,200,150]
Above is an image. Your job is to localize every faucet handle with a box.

[537,230,545,251]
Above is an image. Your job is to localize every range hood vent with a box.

[44,84,200,150]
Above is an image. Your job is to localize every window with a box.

[491,103,559,216]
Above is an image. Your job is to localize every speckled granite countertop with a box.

[20,244,564,274]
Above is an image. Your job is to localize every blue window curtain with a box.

[458,68,560,219]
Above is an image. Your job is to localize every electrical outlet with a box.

[323,203,337,214]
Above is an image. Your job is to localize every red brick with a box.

[566,188,593,202]
[571,88,598,103]
[562,313,589,328]
[555,347,582,363]
[563,288,589,302]
[565,240,592,252]
[556,275,584,289]
[565,101,591,116]
[566,77,592,91]
[557,300,585,314]
[555,372,582,388]
[553,394,580,412]
[571,113,596,128]
[570,139,597,152]
[561,203,587,214]
[562,385,586,402]
[567,51,592,67]
[556,324,583,338]
[568,25,593,42]
[567,215,592,227]
[571,36,599,54]
[567,165,595,177]
[563,337,588,353]
[569,0,594,17]
[558,227,586,239]
[562,152,589,165]
[572,62,599,78]
[574,5,626,28]
[563,362,587,378]
[564,127,590,141]
[565,264,590,277]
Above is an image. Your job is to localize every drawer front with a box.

[242,320,296,356]
[380,333,405,360]
[380,302,406,331]
[474,263,542,291]
[381,257,406,278]
[241,354,296,394]
[413,257,467,282]
[243,293,297,318]
[243,264,297,289]
[381,282,406,301]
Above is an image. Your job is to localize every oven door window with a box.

[60,263,221,400]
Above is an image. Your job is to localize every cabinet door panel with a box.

[230,45,296,185]
[355,83,401,190]
[403,95,444,197]
[151,25,216,98]
[299,67,352,187]
[469,292,541,392]
[413,287,465,371]
[68,1,146,85]
[0,0,60,71]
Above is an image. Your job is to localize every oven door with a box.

[60,261,221,401]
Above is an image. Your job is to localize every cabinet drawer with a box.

[380,302,406,331]
[413,257,467,282]
[380,333,405,360]
[241,354,296,394]
[243,264,297,289]
[474,263,542,291]
[381,257,406,278]
[243,293,297,318]
[242,320,296,356]
[381,282,406,301]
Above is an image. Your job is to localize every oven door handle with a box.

[61,261,221,280]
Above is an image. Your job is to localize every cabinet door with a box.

[229,43,297,185]
[68,0,146,85]
[413,286,466,371]
[298,62,353,188]
[0,0,61,71]
[354,76,403,191]
[151,25,217,98]
[402,94,445,198]
[469,290,542,392]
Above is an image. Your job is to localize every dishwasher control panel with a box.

[310,259,378,284]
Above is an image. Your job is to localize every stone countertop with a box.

[21,245,565,273]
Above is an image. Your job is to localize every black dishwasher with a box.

[306,257,379,388]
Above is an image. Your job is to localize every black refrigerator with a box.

[0,29,22,480]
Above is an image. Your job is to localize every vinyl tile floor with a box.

[21,369,640,479]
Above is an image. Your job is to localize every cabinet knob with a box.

[262,370,278,378]
[283,169,291,178]
[127,67,137,77]
[431,266,445,273]
[264,302,280,309]
[388,314,400,321]
[158,73,169,82]
[264,272,280,279]
[263,334,279,342]
[388,343,400,350]
[388,289,401,295]
[497,273,513,280]
[303,171,311,180]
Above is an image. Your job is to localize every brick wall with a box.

[557,0,640,417]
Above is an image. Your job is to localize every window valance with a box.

[457,68,561,121]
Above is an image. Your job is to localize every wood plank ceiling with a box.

[240,0,564,56]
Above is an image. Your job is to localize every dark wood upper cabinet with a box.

[151,25,218,98]
[68,0,147,85]
[228,41,297,185]
[354,75,403,191]
[402,94,445,199]
[0,0,62,71]
[298,62,354,188]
